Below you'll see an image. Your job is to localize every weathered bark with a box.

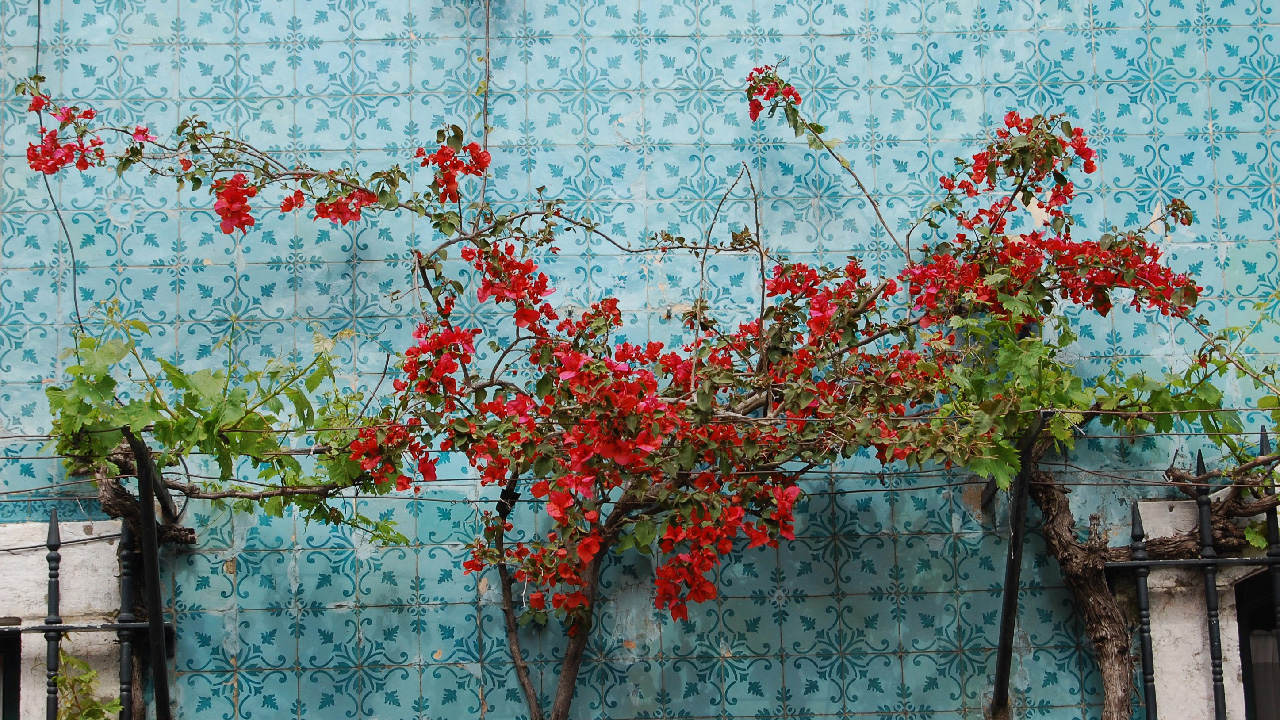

[494,544,603,720]
[548,560,602,720]
[491,471,547,720]
[1026,451,1280,720]
[1103,514,1249,563]
[493,470,636,720]
[1100,468,1280,564]
[97,475,195,545]
[1027,470,1134,720]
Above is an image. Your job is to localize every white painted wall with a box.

[0,520,123,720]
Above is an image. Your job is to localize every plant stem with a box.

[496,553,546,720]
[801,124,906,260]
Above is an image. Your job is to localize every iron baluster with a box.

[1101,437,1280,718]
[1131,503,1157,719]
[44,509,61,720]
[117,524,136,720]
[1196,451,1227,720]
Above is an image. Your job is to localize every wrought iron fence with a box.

[0,508,173,720]
[1104,444,1280,720]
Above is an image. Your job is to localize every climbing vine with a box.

[18,65,1280,720]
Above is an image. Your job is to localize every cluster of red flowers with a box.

[654,481,799,619]
[20,89,500,235]
[902,251,989,318]
[21,71,1211,633]
[910,110,1200,320]
[1066,126,1097,174]
[212,173,258,235]
[395,322,482,412]
[745,65,802,121]
[30,94,96,125]
[27,93,51,113]
[27,128,105,174]
[280,189,305,213]
[460,243,556,332]
[315,188,377,225]
[417,142,491,203]
[393,233,822,622]
[25,95,105,174]
[1042,233,1198,315]
[346,421,430,492]
[764,258,891,345]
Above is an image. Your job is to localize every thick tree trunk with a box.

[97,475,196,545]
[1027,471,1134,720]
[548,558,602,720]
[494,553,602,720]
[1026,457,1280,718]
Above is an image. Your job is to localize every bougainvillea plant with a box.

[21,65,1280,720]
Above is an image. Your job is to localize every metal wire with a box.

[0,533,121,554]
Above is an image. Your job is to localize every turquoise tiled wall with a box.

[2,0,1278,717]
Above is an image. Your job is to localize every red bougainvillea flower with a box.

[26,129,105,174]
[23,96,106,175]
[212,173,258,234]
[131,125,157,142]
[745,65,802,121]
[347,422,423,492]
[416,141,492,203]
[314,188,377,225]
[280,189,306,213]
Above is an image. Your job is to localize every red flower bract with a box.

[280,189,305,213]
[212,173,258,235]
[416,141,491,203]
[744,65,803,122]
[26,128,105,174]
[315,188,377,225]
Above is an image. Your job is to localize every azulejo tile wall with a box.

[1,0,1278,717]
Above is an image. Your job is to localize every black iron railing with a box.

[0,510,173,720]
[1105,440,1280,720]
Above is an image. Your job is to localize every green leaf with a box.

[632,519,657,550]
[1245,521,1267,549]
[677,443,696,469]
[535,374,554,398]
[696,384,713,413]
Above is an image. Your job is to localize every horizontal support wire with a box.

[0,622,171,634]
[0,405,1272,445]
[3,471,1277,504]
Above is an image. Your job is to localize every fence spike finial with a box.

[46,507,59,550]
[1197,449,1207,478]
[1261,426,1271,457]
[1131,502,1145,544]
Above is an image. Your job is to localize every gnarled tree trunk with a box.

[1027,470,1134,720]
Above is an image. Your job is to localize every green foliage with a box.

[46,301,406,543]
[55,650,122,720]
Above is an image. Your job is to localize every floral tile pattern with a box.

[1,0,1276,717]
